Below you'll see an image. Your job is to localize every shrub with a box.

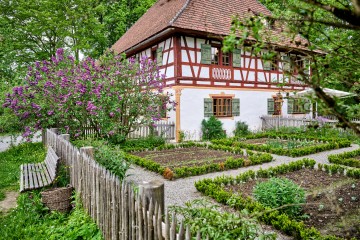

[95,145,130,180]
[201,116,226,140]
[253,177,306,218]
[170,199,276,240]
[234,121,250,137]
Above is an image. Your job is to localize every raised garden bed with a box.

[195,159,360,239]
[212,133,351,157]
[125,142,273,179]
[328,148,360,168]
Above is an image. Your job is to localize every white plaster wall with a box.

[178,88,284,140]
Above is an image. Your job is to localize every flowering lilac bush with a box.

[3,49,175,141]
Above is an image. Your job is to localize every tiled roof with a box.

[111,0,310,54]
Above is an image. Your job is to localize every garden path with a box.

[126,144,360,209]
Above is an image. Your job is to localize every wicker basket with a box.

[41,186,73,213]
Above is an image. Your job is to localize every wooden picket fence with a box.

[45,129,200,240]
[261,115,360,130]
[81,121,175,140]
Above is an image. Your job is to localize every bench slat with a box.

[24,164,30,190]
[31,164,39,189]
[20,164,25,192]
[34,163,44,187]
[28,164,35,190]
[39,163,51,186]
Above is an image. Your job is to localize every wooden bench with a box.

[20,146,60,192]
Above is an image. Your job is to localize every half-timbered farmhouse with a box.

[111,0,315,141]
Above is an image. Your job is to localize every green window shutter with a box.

[232,49,241,68]
[304,99,311,113]
[204,98,213,117]
[281,55,290,72]
[287,99,294,114]
[267,98,274,115]
[263,60,271,71]
[201,44,211,64]
[304,59,310,76]
[232,98,240,116]
[156,47,163,66]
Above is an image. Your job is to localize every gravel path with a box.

[126,144,360,209]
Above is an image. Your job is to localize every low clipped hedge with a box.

[211,133,351,157]
[328,148,360,168]
[195,159,360,239]
[124,142,273,179]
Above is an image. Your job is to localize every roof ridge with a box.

[169,0,191,25]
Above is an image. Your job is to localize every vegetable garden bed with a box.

[328,148,360,168]
[195,159,360,239]
[212,133,351,157]
[125,142,273,179]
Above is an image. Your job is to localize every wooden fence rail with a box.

[45,129,198,240]
[81,121,175,140]
[261,115,360,130]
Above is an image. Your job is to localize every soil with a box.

[242,138,321,148]
[131,147,245,168]
[0,191,19,213]
[224,168,360,239]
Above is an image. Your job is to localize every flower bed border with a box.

[211,133,351,157]
[328,148,360,168]
[124,142,273,179]
[195,159,360,239]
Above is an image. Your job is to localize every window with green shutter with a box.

[232,49,241,68]
[201,44,211,64]
[156,47,163,66]
[232,98,240,116]
[204,98,213,117]
[288,99,311,114]
[267,98,275,115]
[281,55,290,72]
[287,99,294,114]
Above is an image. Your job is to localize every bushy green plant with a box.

[95,145,130,180]
[253,177,306,218]
[121,135,165,150]
[170,199,276,240]
[201,116,226,140]
[0,192,102,240]
[234,121,250,137]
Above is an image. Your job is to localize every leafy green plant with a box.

[170,199,276,240]
[253,177,306,218]
[0,192,102,240]
[95,145,130,180]
[201,116,226,140]
[233,121,251,137]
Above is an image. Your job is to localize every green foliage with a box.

[328,148,360,168]
[0,142,45,201]
[201,116,226,141]
[0,192,102,240]
[170,199,276,240]
[253,178,306,218]
[120,136,165,151]
[233,121,251,137]
[212,133,351,157]
[95,145,130,181]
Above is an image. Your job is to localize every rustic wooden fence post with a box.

[139,180,165,217]
[80,146,94,159]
